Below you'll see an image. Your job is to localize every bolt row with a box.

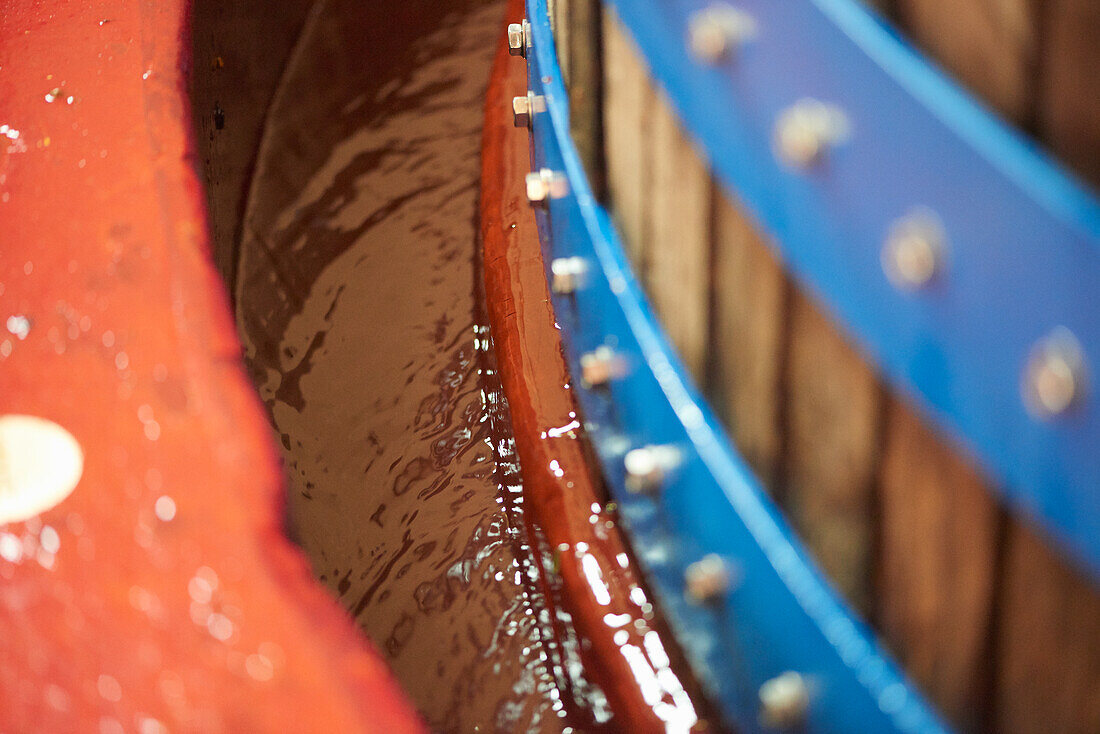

[686,2,1087,418]
[502,9,1083,728]
[509,15,809,725]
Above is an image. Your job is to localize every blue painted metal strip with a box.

[522,2,951,731]
[605,0,1100,581]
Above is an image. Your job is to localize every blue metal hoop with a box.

[604,0,1100,582]
[521,1,952,730]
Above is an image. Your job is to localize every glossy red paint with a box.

[480,8,712,731]
[0,1,423,731]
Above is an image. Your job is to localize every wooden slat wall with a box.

[1040,0,1100,187]
[709,194,787,491]
[878,401,1003,731]
[601,13,652,271]
[784,295,881,614]
[588,4,1100,734]
[894,0,1038,127]
[553,0,605,194]
[647,95,712,378]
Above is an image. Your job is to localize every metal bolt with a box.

[684,554,730,603]
[774,99,850,168]
[624,444,681,493]
[688,4,756,63]
[759,671,810,728]
[512,95,531,127]
[508,20,529,57]
[550,256,587,294]
[1024,327,1087,418]
[525,168,568,206]
[580,346,622,387]
[512,92,546,128]
[882,208,945,290]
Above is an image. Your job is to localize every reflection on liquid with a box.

[229,0,715,728]
[230,0,597,729]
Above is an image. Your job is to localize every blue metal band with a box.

[603,0,1100,581]
[522,2,951,731]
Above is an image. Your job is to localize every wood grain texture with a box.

[994,521,1100,734]
[646,89,713,381]
[557,0,605,193]
[708,191,788,490]
[782,292,881,614]
[1039,0,1100,188]
[878,397,1003,732]
[894,0,1038,125]
[550,0,569,84]
[602,10,653,274]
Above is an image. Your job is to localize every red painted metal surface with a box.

[480,8,711,730]
[0,1,423,731]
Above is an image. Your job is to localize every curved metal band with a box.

[522,2,951,731]
[605,0,1100,581]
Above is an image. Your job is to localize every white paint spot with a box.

[6,314,30,340]
[137,716,168,734]
[245,653,274,682]
[154,495,176,522]
[207,613,233,642]
[96,674,122,702]
[0,415,83,524]
[39,525,60,553]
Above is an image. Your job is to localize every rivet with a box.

[1024,327,1087,418]
[580,345,622,387]
[759,671,810,728]
[774,99,850,168]
[0,414,84,524]
[882,208,945,290]
[550,256,587,294]
[508,20,530,57]
[688,3,756,63]
[525,168,568,206]
[624,444,681,494]
[684,553,729,603]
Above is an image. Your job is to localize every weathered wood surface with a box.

[602,12,652,271]
[878,399,1003,731]
[1039,0,1100,188]
[783,293,882,614]
[553,0,605,193]
[591,5,1100,733]
[708,193,787,491]
[647,93,713,379]
[894,0,1038,127]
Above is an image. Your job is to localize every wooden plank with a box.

[708,192,788,490]
[783,293,881,613]
[645,89,713,381]
[995,521,1100,734]
[563,0,605,195]
[878,398,1002,732]
[601,11,652,274]
[550,0,569,85]
[893,0,1037,125]
[1038,0,1100,188]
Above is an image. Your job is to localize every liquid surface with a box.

[233,1,587,730]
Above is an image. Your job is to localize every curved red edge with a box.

[480,6,713,731]
[0,2,423,731]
